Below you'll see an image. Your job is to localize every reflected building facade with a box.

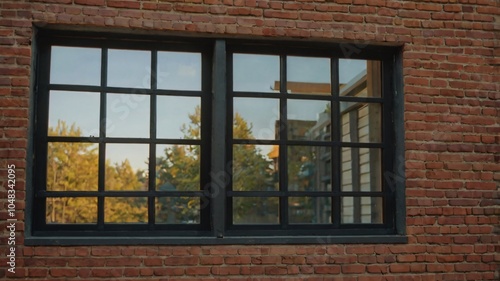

[268,60,383,225]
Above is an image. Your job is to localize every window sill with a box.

[25,235,408,246]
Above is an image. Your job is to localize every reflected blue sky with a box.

[339,59,366,84]
[287,56,330,84]
[108,49,151,88]
[48,91,100,137]
[157,96,200,139]
[233,54,280,92]
[50,46,101,85]
[107,93,150,138]
[157,52,201,91]
[106,143,149,176]
[49,47,370,171]
[234,97,279,140]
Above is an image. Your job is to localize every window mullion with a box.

[331,58,341,228]
[148,50,158,229]
[279,54,288,229]
[211,40,227,238]
[97,47,108,230]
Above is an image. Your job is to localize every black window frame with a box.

[25,29,406,245]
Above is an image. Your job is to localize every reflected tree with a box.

[46,121,147,223]
[47,106,278,224]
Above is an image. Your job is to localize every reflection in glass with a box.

[288,146,331,192]
[342,197,383,224]
[287,99,331,141]
[106,93,150,138]
[105,197,148,223]
[50,46,101,86]
[108,49,151,88]
[156,197,199,224]
[157,52,201,91]
[289,197,331,224]
[339,59,381,97]
[233,54,280,93]
[233,197,279,224]
[341,148,382,192]
[48,91,100,137]
[233,144,277,191]
[157,96,200,139]
[341,102,381,143]
[287,56,330,95]
[46,197,97,224]
[233,98,279,140]
[105,144,149,191]
[156,145,200,191]
[47,142,98,191]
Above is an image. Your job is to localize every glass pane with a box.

[106,93,150,138]
[233,54,280,93]
[47,142,98,191]
[288,146,331,192]
[341,148,382,192]
[156,145,200,191]
[341,102,381,143]
[48,91,100,137]
[289,197,331,224]
[156,197,200,224]
[287,99,331,141]
[342,197,383,224]
[339,59,381,97]
[157,96,200,139]
[105,144,149,191]
[108,49,151,88]
[105,197,148,223]
[233,98,280,140]
[157,51,201,91]
[287,56,330,95]
[233,145,277,191]
[46,197,97,224]
[233,197,279,224]
[50,46,101,86]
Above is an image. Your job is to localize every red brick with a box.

[49,268,77,278]
[342,264,366,274]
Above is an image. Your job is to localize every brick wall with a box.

[1,0,499,280]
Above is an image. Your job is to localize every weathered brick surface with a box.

[1,0,499,280]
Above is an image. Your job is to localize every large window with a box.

[28,31,405,244]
